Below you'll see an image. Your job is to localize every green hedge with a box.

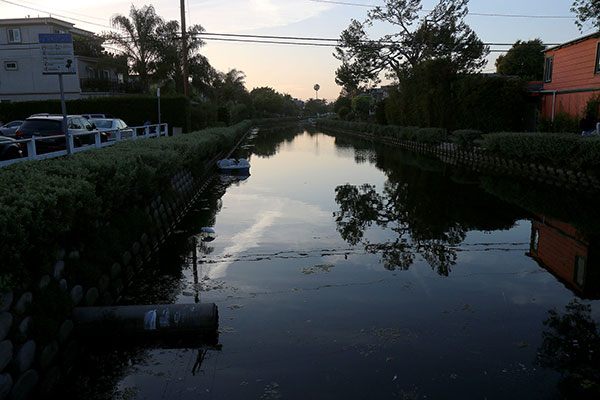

[0,121,251,292]
[483,132,600,173]
[317,119,444,144]
[452,129,483,150]
[318,119,600,175]
[0,95,190,129]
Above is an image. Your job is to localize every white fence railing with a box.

[0,123,168,167]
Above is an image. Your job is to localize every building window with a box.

[7,28,21,43]
[595,42,600,74]
[574,255,586,287]
[103,70,110,80]
[4,61,18,71]
[544,56,553,83]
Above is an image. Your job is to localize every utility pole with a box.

[180,0,190,98]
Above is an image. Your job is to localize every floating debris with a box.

[301,264,335,274]
[200,227,216,242]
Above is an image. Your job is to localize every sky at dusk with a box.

[0,0,591,101]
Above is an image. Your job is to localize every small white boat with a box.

[217,158,250,173]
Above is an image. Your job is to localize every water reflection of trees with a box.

[537,300,600,398]
[335,182,465,275]
[251,125,306,158]
[333,136,526,275]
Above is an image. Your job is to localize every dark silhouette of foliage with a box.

[495,39,546,81]
[572,0,600,31]
[537,300,600,398]
[334,0,488,93]
[102,5,165,93]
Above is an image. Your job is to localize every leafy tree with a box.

[103,5,165,92]
[73,34,104,58]
[215,69,250,106]
[334,0,488,92]
[251,87,298,117]
[304,99,329,116]
[571,0,600,31]
[189,57,220,101]
[351,95,371,120]
[495,39,545,80]
[155,20,207,94]
[334,96,352,115]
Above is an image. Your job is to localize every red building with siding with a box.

[541,32,600,121]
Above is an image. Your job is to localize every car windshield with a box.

[90,120,113,129]
[19,119,62,132]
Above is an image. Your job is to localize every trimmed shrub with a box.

[483,131,600,173]
[453,129,483,150]
[399,126,420,141]
[416,127,447,144]
[0,121,252,292]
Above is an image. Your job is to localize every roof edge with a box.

[545,31,600,53]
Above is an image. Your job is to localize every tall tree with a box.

[102,5,164,92]
[250,87,298,117]
[495,39,546,80]
[155,20,206,94]
[334,0,488,93]
[215,69,250,105]
[571,0,600,31]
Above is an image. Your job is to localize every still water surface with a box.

[69,127,600,399]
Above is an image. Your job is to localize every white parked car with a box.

[0,120,24,138]
[89,118,133,140]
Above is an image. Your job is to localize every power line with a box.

[307,0,575,19]
[201,37,338,47]
[197,32,560,46]
[200,35,512,51]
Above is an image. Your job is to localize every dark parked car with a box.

[0,135,22,161]
[0,120,24,138]
[15,115,107,154]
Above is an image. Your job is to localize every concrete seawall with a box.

[0,128,252,399]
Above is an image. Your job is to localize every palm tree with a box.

[103,5,164,93]
[217,69,249,105]
[155,20,206,94]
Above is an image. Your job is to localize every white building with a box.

[0,17,111,102]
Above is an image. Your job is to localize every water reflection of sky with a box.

[97,131,599,399]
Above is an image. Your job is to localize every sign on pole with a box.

[39,33,75,154]
[39,33,76,75]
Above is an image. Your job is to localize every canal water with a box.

[65,126,600,399]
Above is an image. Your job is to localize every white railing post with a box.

[133,127,138,140]
[67,134,75,151]
[116,128,121,141]
[27,139,37,160]
[94,132,101,148]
